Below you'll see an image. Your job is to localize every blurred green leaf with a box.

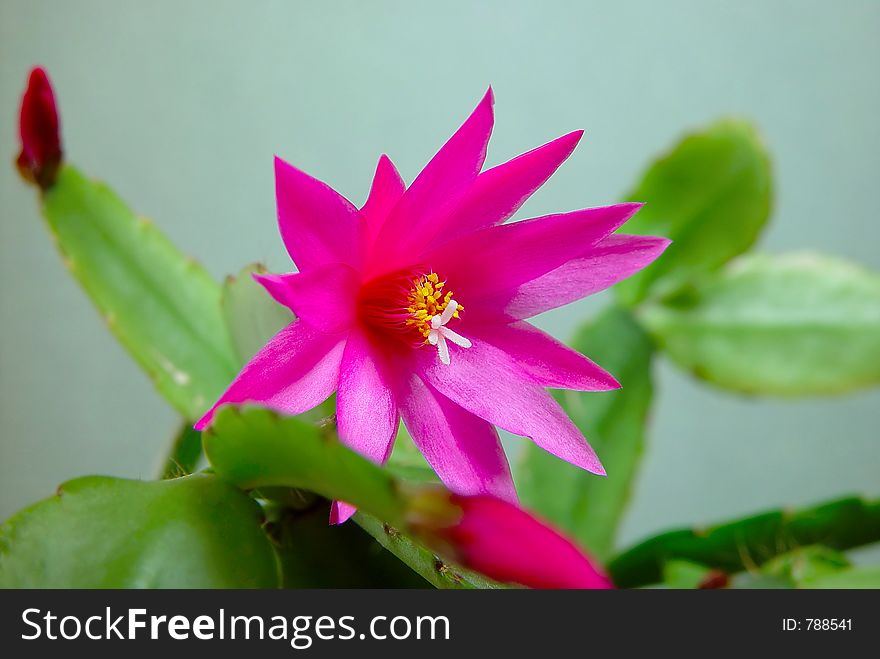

[730,573,791,589]
[204,406,407,526]
[758,545,850,587]
[386,426,438,484]
[662,560,718,589]
[0,474,279,588]
[616,119,772,306]
[160,423,202,479]
[518,306,654,561]
[609,495,880,588]
[222,263,294,364]
[40,165,238,420]
[642,252,880,395]
[800,565,880,589]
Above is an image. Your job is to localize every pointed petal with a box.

[274,156,364,271]
[426,203,643,307]
[441,495,613,589]
[255,263,359,334]
[250,271,297,309]
[468,321,619,391]
[439,130,584,241]
[360,154,405,234]
[369,89,495,274]
[499,234,672,319]
[194,320,345,430]
[397,374,516,503]
[336,329,399,464]
[333,331,402,528]
[416,338,605,475]
[329,501,358,525]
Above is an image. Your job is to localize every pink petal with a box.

[194,320,346,431]
[331,330,399,525]
[255,263,359,334]
[426,203,643,307]
[274,156,364,272]
[336,329,399,464]
[500,234,672,319]
[467,321,619,391]
[396,373,517,503]
[437,130,584,242]
[250,271,297,310]
[360,154,405,236]
[368,89,495,275]
[443,495,613,589]
[416,338,605,475]
[329,501,358,525]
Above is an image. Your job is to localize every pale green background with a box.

[1,1,878,550]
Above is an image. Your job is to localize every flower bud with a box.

[410,489,613,589]
[16,67,62,190]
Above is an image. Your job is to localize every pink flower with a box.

[413,492,613,589]
[196,90,669,522]
[16,67,62,190]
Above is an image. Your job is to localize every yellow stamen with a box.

[405,272,464,340]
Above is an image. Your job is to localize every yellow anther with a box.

[403,272,464,341]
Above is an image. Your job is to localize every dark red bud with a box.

[16,67,62,190]
[698,569,730,589]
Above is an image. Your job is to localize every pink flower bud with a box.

[16,67,62,190]
[414,491,614,589]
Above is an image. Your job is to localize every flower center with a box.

[358,270,472,364]
[405,273,461,338]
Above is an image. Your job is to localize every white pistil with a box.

[426,300,472,365]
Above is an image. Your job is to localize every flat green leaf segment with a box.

[616,119,772,306]
[518,306,653,561]
[222,263,294,364]
[204,407,407,527]
[642,252,880,395]
[608,495,880,588]
[0,474,279,588]
[40,166,239,420]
